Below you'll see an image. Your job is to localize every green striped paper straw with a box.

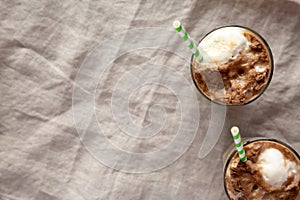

[173,20,204,62]
[231,126,247,162]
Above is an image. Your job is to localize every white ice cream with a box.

[257,148,298,186]
[199,27,249,64]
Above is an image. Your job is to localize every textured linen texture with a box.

[0,0,300,199]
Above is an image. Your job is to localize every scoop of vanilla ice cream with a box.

[257,148,297,186]
[199,27,249,64]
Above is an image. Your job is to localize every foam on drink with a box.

[258,148,298,186]
[224,140,300,200]
[200,27,249,64]
[191,26,273,105]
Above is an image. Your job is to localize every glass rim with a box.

[223,137,300,199]
[190,25,274,106]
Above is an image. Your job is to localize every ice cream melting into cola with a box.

[225,140,300,200]
[258,148,298,186]
[200,27,249,64]
[192,26,273,105]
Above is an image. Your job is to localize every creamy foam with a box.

[199,27,249,64]
[192,27,272,105]
[258,148,298,186]
[225,140,300,200]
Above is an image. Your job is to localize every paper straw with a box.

[231,126,247,162]
[173,20,204,62]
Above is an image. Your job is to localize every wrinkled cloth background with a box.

[1,0,300,200]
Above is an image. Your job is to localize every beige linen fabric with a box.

[0,0,300,199]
